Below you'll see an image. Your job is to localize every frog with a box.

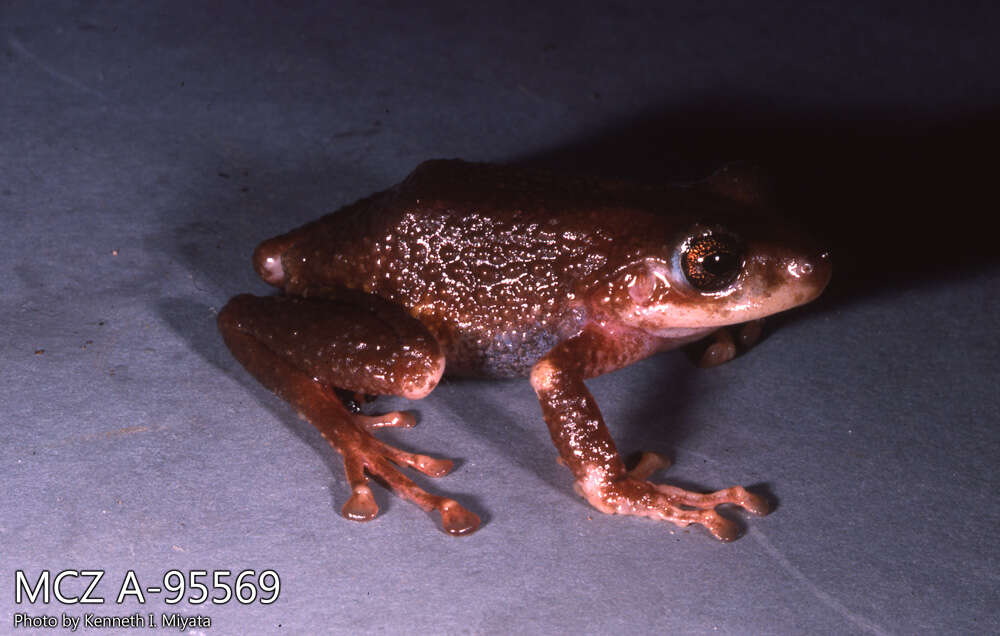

[217,159,831,540]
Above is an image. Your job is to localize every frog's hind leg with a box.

[217,293,480,536]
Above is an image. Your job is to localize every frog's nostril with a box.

[806,250,833,286]
[784,248,832,285]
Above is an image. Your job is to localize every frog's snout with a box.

[252,237,288,287]
[785,249,832,300]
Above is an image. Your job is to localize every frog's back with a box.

[281,160,676,376]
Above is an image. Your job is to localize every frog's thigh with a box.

[218,293,444,399]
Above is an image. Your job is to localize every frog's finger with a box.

[698,328,737,367]
[626,451,671,481]
[652,482,770,516]
[646,501,740,542]
[693,509,742,542]
[738,319,764,348]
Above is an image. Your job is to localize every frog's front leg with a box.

[217,293,480,536]
[530,327,768,541]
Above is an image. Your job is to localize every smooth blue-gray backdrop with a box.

[3,2,997,634]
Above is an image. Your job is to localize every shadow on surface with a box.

[517,97,1000,313]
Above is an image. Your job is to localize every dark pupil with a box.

[682,235,743,291]
[703,251,737,276]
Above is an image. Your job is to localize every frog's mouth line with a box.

[637,273,829,334]
[649,326,716,339]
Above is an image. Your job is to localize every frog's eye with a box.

[681,234,744,293]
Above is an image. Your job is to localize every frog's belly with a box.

[652,326,718,350]
[441,326,567,378]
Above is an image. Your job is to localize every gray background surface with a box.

[2,2,998,634]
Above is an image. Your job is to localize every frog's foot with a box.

[337,415,480,536]
[697,319,763,368]
[575,468,769,541]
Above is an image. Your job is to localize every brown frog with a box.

[218,159,831,539]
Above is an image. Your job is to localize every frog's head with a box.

[606,219,831,335]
